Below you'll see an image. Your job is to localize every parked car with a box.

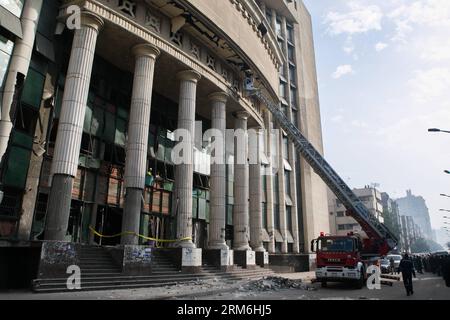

[380,258,390,274]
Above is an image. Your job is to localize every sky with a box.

[302,0,450,236]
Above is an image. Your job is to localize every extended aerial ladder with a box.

[244,79,398,252]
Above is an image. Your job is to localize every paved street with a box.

[1,272,448,300]
[183,273,450,301]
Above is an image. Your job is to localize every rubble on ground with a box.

[238,276,316,292]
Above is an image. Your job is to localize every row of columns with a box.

[44,11,265,255]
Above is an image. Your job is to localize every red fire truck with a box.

[311,231,392,288]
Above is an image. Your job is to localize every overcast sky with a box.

[303,0,450,233]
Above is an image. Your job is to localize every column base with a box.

[234,250,256,269]
[203,249,234,272]
[122,245,153,276]
[256,251,269,268]
[181,247,202,273]
[37,241,79,279]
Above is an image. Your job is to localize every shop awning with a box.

[35,32,55,61]
[0,6,22,38]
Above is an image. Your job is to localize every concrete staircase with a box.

[32,247,274,293]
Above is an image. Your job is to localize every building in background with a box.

[381,192,402,250]
[434,228,450,250]
[328,186,384,238]
[0,0,329,288]
[399,215,423,253]
[396,190,434,241]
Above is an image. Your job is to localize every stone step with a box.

[79,257,116,262]
[78,253,112,257]
[35,268,273,283]
[82,268,122,273]
[33,268,274,285]
[34,273,272,292]
[79,261,117,265]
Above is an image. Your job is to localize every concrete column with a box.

[121,44,160,245]
[175,70,201,248]
[0,0,43,164]
[249,127,265,252]
[278,129,289,254]
[289,142,300,254]
[208,92,229,250]
[233,111,251,251]
[44,13,103,241]
[264,111,275,253]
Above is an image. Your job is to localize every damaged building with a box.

[0,0,329,290]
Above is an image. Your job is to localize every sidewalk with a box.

[0,272,315,300]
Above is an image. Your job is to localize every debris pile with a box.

[239,276,316,292]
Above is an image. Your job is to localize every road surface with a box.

[185,273,449,300]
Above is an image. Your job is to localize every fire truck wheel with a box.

[355,270,365,289]
[321,281,327,288]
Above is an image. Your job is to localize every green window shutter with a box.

[103,111,116,142]
[21,68,45,109]
[115,117,126,147]
[117,107,128,120]
[163,182,173,191]
[11,130,33,150]
[84,103,93,133]
[3,146,31,188]
[205,200,210,223]
[192,196,198,219]
[91,106,104,137]
[198,198,207,220]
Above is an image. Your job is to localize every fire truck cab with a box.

[311,232,370,289]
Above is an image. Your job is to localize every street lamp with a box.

[445,170,450,175]
[428,128,450,133]
[440,209,450,212]
[441,194,450,198]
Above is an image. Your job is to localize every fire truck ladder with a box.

[245,81,398,250]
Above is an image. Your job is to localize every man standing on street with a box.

[390,256,395,275]
[399,253,416,296]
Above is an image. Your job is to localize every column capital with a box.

[177,70,202,83]
[234,111,250,120]
[248,125,264,132]
[132,43,160,59]
[80,11,104,31]
[208,92,229,103]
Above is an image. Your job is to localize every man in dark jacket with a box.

[399,253,416,296]
[443,256,450,287]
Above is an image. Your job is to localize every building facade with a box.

[399,215,423,253]
[396,190,433,241]
[0,0,329,275]
[329,186,384,238]
[381,192,402,252]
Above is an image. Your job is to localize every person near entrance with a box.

[399,253,416,296]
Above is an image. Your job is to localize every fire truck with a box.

[311,232,392,288]
[244,78,398,289]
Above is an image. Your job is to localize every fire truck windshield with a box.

[318,238,354,252]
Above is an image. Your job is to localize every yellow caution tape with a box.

[89,226,192,243]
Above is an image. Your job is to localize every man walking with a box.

[389,256,395,275]
[399,253,416,296]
